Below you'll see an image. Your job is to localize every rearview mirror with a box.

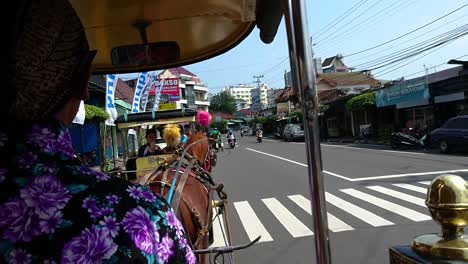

[111,42,180,67]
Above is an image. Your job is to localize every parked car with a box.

[429,115,468,153]
[283,123,304,141]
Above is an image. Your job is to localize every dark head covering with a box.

[145,128,157,137]
[14,0,91,121]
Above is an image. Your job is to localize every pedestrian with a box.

[2,0,195,262]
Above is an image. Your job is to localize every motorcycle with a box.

[257,132,263,143]
[390,128,428,150]
[215,140,224,151]
[228,138,236,148]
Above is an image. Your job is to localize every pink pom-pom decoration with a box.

[197,111,211,127]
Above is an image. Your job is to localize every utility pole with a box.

[252,75,264,114]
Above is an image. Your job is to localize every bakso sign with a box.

[149,78,180,99]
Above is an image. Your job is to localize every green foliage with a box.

[346,92,376,111]
[319,104,330,113]
[210,120,227,131]
[254,115,277,133]
[84,104,109,122]
[287,111,302,120]
[209,92,237,114]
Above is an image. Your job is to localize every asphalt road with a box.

[207,135,468,264]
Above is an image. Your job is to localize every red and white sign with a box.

[149,78,180,97]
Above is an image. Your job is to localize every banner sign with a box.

[140,74,153,112]
[73,100,86,125]
[375,77,429,107]
[158,102,177,111]
[105,74,118,125]
[131,72,148,113]
[152,77,164,112]
[150,78,180,101]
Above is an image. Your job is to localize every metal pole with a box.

[284,0,332,263]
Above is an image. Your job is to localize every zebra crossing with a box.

[210,181,432,247]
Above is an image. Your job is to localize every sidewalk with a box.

[325,137,390,146]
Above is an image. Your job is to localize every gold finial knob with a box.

[412,174,468,261]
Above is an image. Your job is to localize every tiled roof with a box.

[318,89,347,104]
[168,67,197,77]
[319,72,380,87]
[274,87,295,103]
[211,112,234,120]
[238,108,252,115]
[322,56,336,68]
[115,78,134,104]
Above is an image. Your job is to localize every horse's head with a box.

[184,132,210,166]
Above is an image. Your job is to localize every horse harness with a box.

[143,151,227,250]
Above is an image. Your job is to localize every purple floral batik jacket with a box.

[0,122,196,264]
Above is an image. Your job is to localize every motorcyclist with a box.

[227,129,236,145]
[256,129,263,142]
[210,128,222,150]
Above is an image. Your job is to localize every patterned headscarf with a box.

[14,0,92,121]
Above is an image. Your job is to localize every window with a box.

[446,118,468,129]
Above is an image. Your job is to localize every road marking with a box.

[233,201,273,242]
[288,195,354,232]
[245,148,352,181]
[351,169,468,182]
[418,181,431,185]
[325,192,394,227]
[366,186,426,207]
[321,144,425,155]
[340,189,431,222]
[323,171,351,181]
[246,148,307,167]
[211,208,230,247]
[246,147,468,182]
[262,139,277,142]
[392,183,427,194]
[262,198,313,237]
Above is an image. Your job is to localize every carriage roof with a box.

[114,109,197,129]
[69,0,283,74]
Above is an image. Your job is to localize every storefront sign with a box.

[150,78,180,101]
[375,77,429,107]
[277,102,289,113]
[158,102,177,111]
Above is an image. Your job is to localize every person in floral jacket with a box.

[1,0,196,263]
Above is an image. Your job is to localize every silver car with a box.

[283,124,304,141]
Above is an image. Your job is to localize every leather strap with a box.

[171,159,195,215]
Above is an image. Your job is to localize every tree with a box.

[209,91,237,114]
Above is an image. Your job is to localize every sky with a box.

[120,0,468,94]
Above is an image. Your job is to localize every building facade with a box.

[143,67,210,112]
[223,84,256,107]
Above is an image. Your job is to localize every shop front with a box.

[429,71,468,128]
[375,77,433,131]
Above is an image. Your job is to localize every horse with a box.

[142,132,225,263]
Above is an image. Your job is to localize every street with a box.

[208,135,468,264]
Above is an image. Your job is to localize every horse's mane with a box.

[184,132,209,165]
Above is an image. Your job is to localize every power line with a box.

[313,0,370,38]
[344,3,468,57]
[316,0,416,52]
[352,24,468,69]
[374,40,454,77]
[347,14,468,65]
[365,28,468,71]
[402,54,468,78]
[318,30,468,84]
[315,0,388,45]
[257,57,289,76]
